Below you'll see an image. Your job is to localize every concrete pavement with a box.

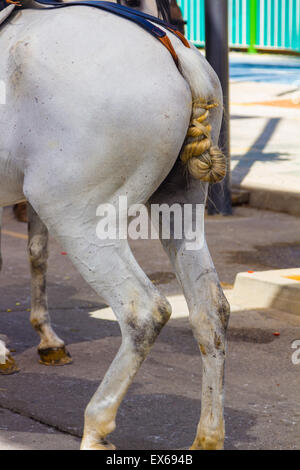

[228,268,300,315]
[229,53,300,216]
[0,409,80,450]
[0,206,300,450]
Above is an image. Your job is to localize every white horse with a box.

[0,0,184,369]
[0,0,229,450]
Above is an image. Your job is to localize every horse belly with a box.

[0,28,25,206]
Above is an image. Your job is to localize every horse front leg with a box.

[150,190,230,449]
[185,244,229,450]
[27,203,72,366]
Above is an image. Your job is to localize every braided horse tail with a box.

[175,43,226,184]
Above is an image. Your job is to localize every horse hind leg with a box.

[188,255,229,450]
[150,194,229,449]
[82,251,171,450]
[82,276,171,451]
[27,204,72,366]
[24,198,171,449]
[78,240,170,449]
[150,146,230,449]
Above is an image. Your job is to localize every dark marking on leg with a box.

[31,318,46,334]
[157,302,172,323]
[218,299,230,331]
[214,333,222,350]
[125,300,171,357]
[196,268,216,282]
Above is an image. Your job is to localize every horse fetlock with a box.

[31,318,64,346]
[191,433,224,451]
[81,439,116,451]
[80,432,116,451]
[191,422,225,450]
[83,408,117,449]
[35,317,71,366]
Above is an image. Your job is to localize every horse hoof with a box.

[38,346,72,366]
[190,435,224,451]
[81,439,116,451]
[0,354,20,375]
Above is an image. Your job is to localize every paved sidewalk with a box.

[0,409,80,450]
[229,53,300,215]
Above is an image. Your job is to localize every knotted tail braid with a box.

[180,101,226,183]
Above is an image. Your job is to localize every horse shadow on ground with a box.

[231,117,290,185]
[1,278,279,356]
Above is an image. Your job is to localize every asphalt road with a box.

[0,205,300,450]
